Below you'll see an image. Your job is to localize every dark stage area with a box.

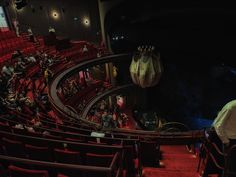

[105,4,236,125]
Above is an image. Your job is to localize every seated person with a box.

[30,117,42,127]
[102,110,112,128]
[11,50,23,61]
[27,27,35,42]
[82,44,88,53]
[1,63,14,78]
[48,26,56,34]
[91,127,105,143]
[14,60,25,75]
[26,55,37,63]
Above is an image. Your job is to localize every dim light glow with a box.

[51,10,59,20]
[83,17,90,27]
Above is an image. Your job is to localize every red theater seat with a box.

[8,165,49,177]
[25,144,53,162]
[85,153,114,167]
[57,174,69,177]
[1,138,26,158]
[54,148,81,164]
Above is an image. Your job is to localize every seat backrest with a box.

[0,122,11,132]
[85,153,114,167]
[54,148,81,164]
[140,141,160,167]
[2,137,25,158]
[57,174,69,177]
[8,165,49,177]
[84,153,114,177]
[25,144,53,161]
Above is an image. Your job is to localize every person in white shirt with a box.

[27,55,36,63]
[212,100,236,176]
[1,64,14,78]
[213,100,236,145]
[27,27,35,42]
[82,45,88,53]
[48,26,56,34]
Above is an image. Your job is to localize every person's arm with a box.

[214,108,231,144]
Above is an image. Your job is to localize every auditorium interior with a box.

[0,0,236,176]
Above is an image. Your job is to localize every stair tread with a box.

[142,145,200,177]
[143,167,199,177]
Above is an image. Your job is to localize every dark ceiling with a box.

[105,1,236,64]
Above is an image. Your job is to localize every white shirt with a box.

[27,56,36,63]
[49,27,55,33]
[91,131,105,138]
[213,100,236,144]
[82,46,88,52]
[28,28,33,35]
[2,66,14,76]
[90,131,105,143]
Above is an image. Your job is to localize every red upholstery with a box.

[8,165,49,177]
[2,137,25,158]
[57,174,69,177]
[85,153,114,167]
[25,144,53,161]
[54,148,81,164]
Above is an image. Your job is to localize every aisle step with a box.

[143,167,200,177]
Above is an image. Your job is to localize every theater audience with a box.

[27,27,35,43]
[1,63,14,79]
[44,67,53,86]
[82,44,88,53]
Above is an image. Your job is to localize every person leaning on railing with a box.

[212,100,236,176]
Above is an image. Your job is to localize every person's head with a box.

[103,110,108,114]
[12,73,17,79]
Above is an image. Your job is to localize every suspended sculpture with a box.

[130,45,163,88]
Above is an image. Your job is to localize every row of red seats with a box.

[1,137,114,166]
[0,123,123,177]
[0,40,31,54]
[0,30,16,41]
[0,45,36,64]
[0,30,37,64]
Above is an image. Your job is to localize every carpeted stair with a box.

[142,145,200,177]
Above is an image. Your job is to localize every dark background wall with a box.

[104,2,236,127]
[5,0,101,43]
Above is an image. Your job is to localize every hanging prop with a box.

[130,45,163,88]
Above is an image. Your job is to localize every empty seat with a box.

[25,144,53,162]
[57,174,69,177]
[84,153,114,177]
[53,149,83,177]
[0,122,11,132]
[8,165,49,177]
[1,138,25,158]
[54,148,81,164]
[85,153,114,167]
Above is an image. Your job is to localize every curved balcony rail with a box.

[48,52,205,141]
[49,53,132,127]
